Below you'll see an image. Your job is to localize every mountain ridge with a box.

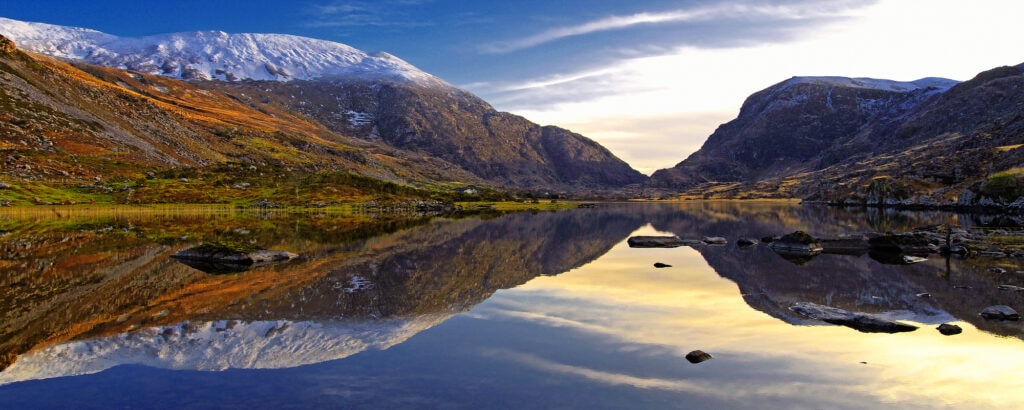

[646,64,1024,209]
[0,17,446,86]
[0,18,646,201]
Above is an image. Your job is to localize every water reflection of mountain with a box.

[0,207,645,380]
[634,202,1024,338]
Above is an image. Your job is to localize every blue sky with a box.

[3,0,1024,173]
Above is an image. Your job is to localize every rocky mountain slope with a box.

[648,66,1024,209]
[0,18,644,200]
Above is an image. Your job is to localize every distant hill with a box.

[648,66,1024,209]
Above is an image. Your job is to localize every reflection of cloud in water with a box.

[481,349,871,409]
[482,349,722,393]
[475,224,1024,408]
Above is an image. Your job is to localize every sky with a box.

[2,0,1024,174]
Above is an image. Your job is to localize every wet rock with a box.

[790,301,919,333]
[737,238,757,247]
[172,243,298,274]
[989,267,1008,274]
[901,255,928,264]
[653,262,672,268]
[685,350,713,364]
[980,305,1020,321]
[628,236,686,248]
[761,235,780,243]
[769,231,823,257]
[937,323,963,336]
[251,198,281,208]
[702,236,728,245]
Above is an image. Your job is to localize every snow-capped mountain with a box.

[0,17,447,86]
[0,316,452,385]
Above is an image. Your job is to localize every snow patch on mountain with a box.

[0,17,448,87]
[786,76,959,93]
[0,315,452,385]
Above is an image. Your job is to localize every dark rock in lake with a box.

[937,323,963,336]
[769,231,823,258]
[868,233,935,255]
[685,350,713,364]
[761,235,780,243]
[172,244,298,274]
[628,236,686,248]
[702,236,728,245]
[790,301,919,333]
[868,249,921,265]
[737,238,757,247]
[653,262,672,268]
[990,267,1008,274]
[980,305,1020,321]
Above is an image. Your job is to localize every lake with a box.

[1,202,1023,409]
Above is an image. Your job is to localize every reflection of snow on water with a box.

[347,276,374,292]
[0,315,453,385]
[333,275,374,293]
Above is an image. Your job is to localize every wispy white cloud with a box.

[480,2,863,54]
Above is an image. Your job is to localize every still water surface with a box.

[1,202,1023,409]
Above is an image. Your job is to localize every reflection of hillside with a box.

[197,208,647,321]
[632,202,1024,338]
[0,207,644,373]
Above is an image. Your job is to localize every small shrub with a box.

[981,167,1024,201]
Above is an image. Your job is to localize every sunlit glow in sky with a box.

[2,0,1024,174]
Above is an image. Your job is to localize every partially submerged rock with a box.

[937,323,963,336]
[868,233,935,255]
[901,255,928,264]
[627,236,686,248]
[737,238,758,247]
[790,301,918,333]
[172,243,298,274]
[702,236,728,245]
[980,305,1020,321]
[769,231,823,257]
[685,350,713,364]
[653,262,672,268]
